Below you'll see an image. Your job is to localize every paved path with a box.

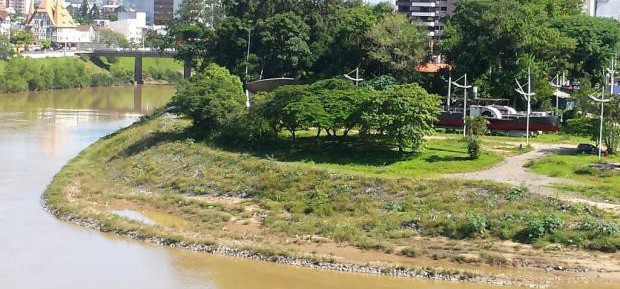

[449,143,620,215]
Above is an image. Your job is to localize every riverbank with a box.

[44,114,620,287]
[0,57,182,93]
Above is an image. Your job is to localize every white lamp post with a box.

[515,65,535,145]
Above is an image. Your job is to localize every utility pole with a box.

[451,74,471,137]
[447,70,452,110]
[607,52,616,97]
[244,26,252,81]
[589,90,610,161]
[515,65,535,145]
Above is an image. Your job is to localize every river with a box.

[0,86,612,289]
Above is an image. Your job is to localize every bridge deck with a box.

[76,49,178,58]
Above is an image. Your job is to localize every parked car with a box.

[577,143,607,155]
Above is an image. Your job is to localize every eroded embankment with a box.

[43,115,620,287]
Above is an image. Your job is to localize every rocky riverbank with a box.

[42,200,545,288]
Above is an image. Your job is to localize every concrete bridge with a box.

[76,49,191,84]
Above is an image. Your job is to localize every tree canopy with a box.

[164,0,429,81]
[441,0,619,108]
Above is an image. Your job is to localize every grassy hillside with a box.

[102,56,183,82]
[45,115,620,271]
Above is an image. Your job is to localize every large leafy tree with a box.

[367,14,429,81]
[441,0,577,106]
[257,12,312,78]
[362,84,440,152]
[551,16,620,85]
[314,4,378,78]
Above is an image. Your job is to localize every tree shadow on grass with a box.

[108,125,205,161]
[424,155,473,163]
[213,136,418,167]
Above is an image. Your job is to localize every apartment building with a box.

[396,0,459,39]
[5,0,32,15]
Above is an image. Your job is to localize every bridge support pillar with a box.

[184,59,192,79]
[134,56,144,84]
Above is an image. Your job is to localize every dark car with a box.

[577,143,606,155]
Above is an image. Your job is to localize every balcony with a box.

[411,1,436,7]
[411,11,437,17]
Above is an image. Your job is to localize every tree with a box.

[441,0,577,106]
[602,97,620,155]
[367,14,429,80]
[98,29,129,48]
[551,16,620,85]
[362,84,440,153]
[41,39,52,51]
[314,4,378,78]
[79,0,90,18]
[258,12,312,78]
[465,116,489,159]
[10,30,34,50]
[90,4,101,19]
[0,35,15,60]
[170,64,245,132]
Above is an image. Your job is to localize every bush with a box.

[169,64,245,132]
[578,218,619,237]
[399,246,418,257]
[458,212,488,238]
[520,214,563,242]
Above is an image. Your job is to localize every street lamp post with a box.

[515,65,535,146]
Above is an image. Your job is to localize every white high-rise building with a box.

[396,0,460,39]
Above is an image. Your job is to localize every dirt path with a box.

[449,143,620,215]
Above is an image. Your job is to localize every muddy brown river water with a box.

[0,86,614,289]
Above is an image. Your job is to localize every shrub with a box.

[506,186,527,201]
[465,116,489,159]
[458,212,488,238]
[480,252,508,266]
[578,218,619,237]
[399,246,418,257]
[169,64,245,132]
[520,214,563,242]
[586,237,620,253]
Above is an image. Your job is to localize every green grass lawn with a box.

[527,153,620,201]
[436,131,591,145]
[218,130,525,178]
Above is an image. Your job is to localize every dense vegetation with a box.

[155,0,428,82]
[150,0,620,111]
[171,64,440,152]
[442,0,620,107]
[0,57,182,93]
